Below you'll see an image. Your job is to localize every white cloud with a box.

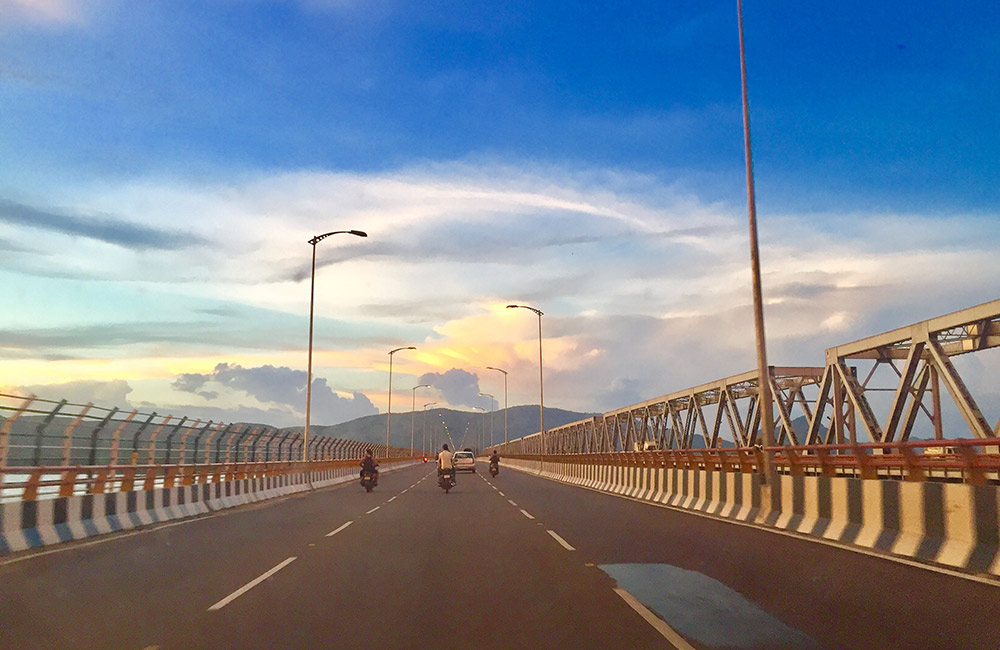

[2,160,997,421]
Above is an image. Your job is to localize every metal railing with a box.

[0,393,423,501]
[0,393,415,467]
[502,437,1000,485]
[0,457,420,502]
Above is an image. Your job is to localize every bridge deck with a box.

[1,463,997,649]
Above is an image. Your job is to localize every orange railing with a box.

[503,438,1000,485]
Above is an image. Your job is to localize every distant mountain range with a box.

[291,405,597,451]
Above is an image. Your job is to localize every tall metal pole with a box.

[386,346,416,458]
[479,392,494,449]
[305,242,318,462]
[473,407,486,454]
[411,384,429,456]
[304,229,367,462]
[487,366,508,444]
[507,305,544,471]
[423,402,437,455]
[737,0,776,483]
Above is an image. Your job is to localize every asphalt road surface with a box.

[1,462,998,650]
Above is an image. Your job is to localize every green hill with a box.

[289,405,597,452]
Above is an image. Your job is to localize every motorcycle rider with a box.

[359,448,379,483]
[489,449,500,474]
[437,443,455,481]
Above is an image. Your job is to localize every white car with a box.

[453,450,476,473]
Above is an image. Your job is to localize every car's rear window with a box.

[454,452,473,458]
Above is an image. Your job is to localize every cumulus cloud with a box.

[171,362,377,426]
[9,379,133,409]
[418,368,482,407]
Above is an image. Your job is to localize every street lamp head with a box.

[414,383,430,390]
[507,304,543,316]
[308,229,368,245]
[389,346,417,355]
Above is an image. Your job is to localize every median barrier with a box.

[501,455,1000,579]
[0,458,421,556]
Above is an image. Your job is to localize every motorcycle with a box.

[489,462,499,477]
[438,468,456,493]
[360,469,378,492]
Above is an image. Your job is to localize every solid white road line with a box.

[520,509,535,520]
[613,588,696,650]
[388,496,397,502]
[208,557,297,611]
[325,521,353,537]
[366,506,380,514]
[507,499,517,506]
[546,530,575,551]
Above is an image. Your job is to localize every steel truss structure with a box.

[499,300,1000,483]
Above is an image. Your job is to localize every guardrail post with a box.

[87,407,119,466]
[33,399,67,465]
[60,402,93,466]
[129,412,158,465]
[1,394,37,468]
[237,427,256,463]
[108,410,139,465]
[146,415,173,465]
[189,421,217,464]
[163,416,189,465]
[213,424,234,464]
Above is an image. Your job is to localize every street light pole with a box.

[386,346,416,458]
[473,406,486,454]
[411,384,430,456]
[479,392,495,449]
[423,402,437,455]
[736,0,776,485]
[304,229,367,461]
[486,366,508,444]
[507,305,544,469]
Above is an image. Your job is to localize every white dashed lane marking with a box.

[547,530,575,551]
[520,509,535,520]
[388,496,397,502]
[366,506,380,515]
[208,557,297,611]
[507,499,517,506]
[613,588,696,650]
[325,521,353,537]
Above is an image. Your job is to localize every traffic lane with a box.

[0,463,432,650]
[182,466,677,650]
[490,466,1000,650]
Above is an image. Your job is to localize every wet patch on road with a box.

[599,563,819,649]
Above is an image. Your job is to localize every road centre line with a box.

[388,496,397,502]
[325,521,353,537]
[613,588,696,650]
[546,530,575,551]
[520,509,535,520]
[507,499,517,506]
[208,557,297,611]
[366,506,380,514]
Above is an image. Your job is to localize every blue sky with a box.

[0,0,997,432]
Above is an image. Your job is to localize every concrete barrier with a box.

[501,458,1000,578]
[0,460,421,556]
